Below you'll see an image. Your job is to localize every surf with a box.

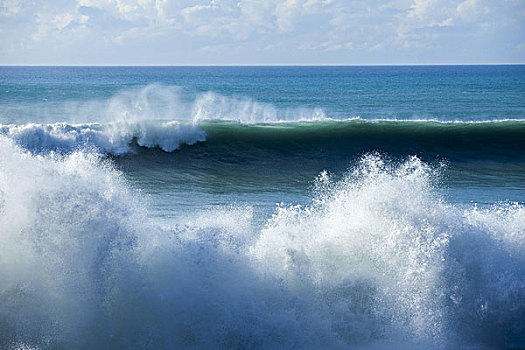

[1,137,523,349]
[2,84,523,161]
[2,119,524,162]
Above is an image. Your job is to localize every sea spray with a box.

[0,84,328,126]
[1,138,524,349]
[251,155,525,348]
[0,135,142,348]
[192,90,326,123]
[251,155,450,344]
[0,135,339,349]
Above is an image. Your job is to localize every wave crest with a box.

[0,121,206,155]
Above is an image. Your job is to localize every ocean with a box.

[0,65,524,349]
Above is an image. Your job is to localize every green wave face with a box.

[111,119,525,198]
[194,120,525,162]
[3,119,524,161]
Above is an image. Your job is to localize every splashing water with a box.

[1,137,523,349]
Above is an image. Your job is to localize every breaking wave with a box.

[1,137,523,349]
[1,119,524,160]
[0,84,329,155]
[0,121,206,155]
[1,84,524,159]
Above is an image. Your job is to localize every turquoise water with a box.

[0,66,524,349]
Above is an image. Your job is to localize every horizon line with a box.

[1,63,524,67]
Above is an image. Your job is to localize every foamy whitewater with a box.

[0,66,524,349]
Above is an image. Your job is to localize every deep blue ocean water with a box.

[0,66,524,349]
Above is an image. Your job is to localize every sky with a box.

[0,0,524,65]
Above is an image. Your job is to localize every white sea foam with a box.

[0,120,206,155]
[251,155,525,346]
[1,140,523,349]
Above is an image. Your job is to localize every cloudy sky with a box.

[1,0,524,65]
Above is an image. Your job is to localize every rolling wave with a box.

[198,119,525,159]
[0,121,206,155]
[2,119,524,160]
[2,84,523,161]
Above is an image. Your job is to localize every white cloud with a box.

[0,0,21,17]
[456,0,490,20]
[52,12,89,30]
[0,0,524,63]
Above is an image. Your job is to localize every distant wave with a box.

[2,119,524,160]
[1,84,524,159]
[1,138,523,349]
